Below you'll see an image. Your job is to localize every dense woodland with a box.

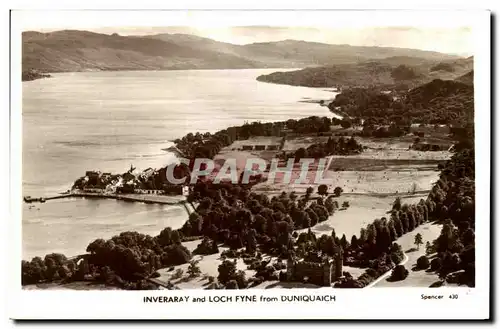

[429,146,475,285]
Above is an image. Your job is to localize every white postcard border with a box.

[8,9,491,320]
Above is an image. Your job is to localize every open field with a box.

[253,168,439,195]
[328,158,441,172]
[297,192,429,239]
[359,136,452,151]
[347,148,452,162]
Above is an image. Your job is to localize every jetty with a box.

[23,191,187,206]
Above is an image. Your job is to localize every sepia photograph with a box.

[8,8,490,320]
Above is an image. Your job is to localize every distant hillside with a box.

[151,35,459,67]
[23,30,261,72]
[257,56,473,89]
[23,30,461,73]
[428,56,474,81]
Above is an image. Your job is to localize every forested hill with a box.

[23,30,460,73]
[256,56,473,90]
[328,79,474,126]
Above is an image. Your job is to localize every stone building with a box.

[286,249,343,286]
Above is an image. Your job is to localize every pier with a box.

[23,192,187,206]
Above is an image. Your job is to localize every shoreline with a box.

[39,67,307,76]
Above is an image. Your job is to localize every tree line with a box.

[282,136,363,161]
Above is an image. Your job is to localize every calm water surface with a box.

[22,69,336,259]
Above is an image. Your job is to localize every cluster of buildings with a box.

[237,136,286,152]
[74,164,187,196]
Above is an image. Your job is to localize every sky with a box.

[15,11,475,56]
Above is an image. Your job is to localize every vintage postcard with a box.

[8,9,490,320]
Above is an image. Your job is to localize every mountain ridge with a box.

[23,30,462,73]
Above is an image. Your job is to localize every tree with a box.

[165,244,191,265]
[317,184,329,196]
[295,148,308,162]
[99,266,114,283]
[340,234,349,250]
[430,257,443,271]
[393,197,402,211]
[414,233,423,250]
[218,260,237,285]
[350,235,359,249]
[235,270,248,289]
[436,223,461,253]
[171,230,182,245]
[416,256,430,270]
[158,227,173,246]
[334,187,343,197]
[390,265,409,281]
[324,197,336,215]
[225,280,239,289]
[187,260,201,278]
[342,201,350,209]
[340,120,352,129]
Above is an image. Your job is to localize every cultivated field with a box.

[253,168,439,196]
